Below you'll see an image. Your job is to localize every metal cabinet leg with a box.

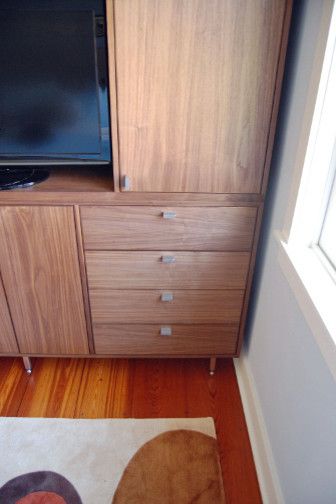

[209,357,216,376]
[23,357,33,374]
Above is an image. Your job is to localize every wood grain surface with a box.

[0,188,262,206]
[90,289,244,324]
[106,0,121,191]
[17,358,85,418]
[21,167,114,193]
[0,358,30,416]
[81,206,257,251]
[0,357,262,503]
[0,273,18,353]
[113,0,286,193]
[93,324,238,355]
[74,206,95,354]
[86,251,250,290]
[0,207,88,355]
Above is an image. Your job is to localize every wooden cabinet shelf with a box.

[12,166,114,194]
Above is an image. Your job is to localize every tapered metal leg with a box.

[23,356,32,374]
[209,357,216,376]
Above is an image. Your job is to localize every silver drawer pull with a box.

[122,175,131,191]
[160,326,172,336]
[161,255,176,264]
[161,292,174,302]
[162,211,176,219]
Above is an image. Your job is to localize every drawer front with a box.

[93,324,238,355]
[86,251,250,290]
[80,206,257,251]
[90,290,244,324]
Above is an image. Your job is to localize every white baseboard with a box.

[234,353,284,504]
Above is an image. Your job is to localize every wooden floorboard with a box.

[0,357,262,503]
[75,358,134,418]
[0,358,31,416]
[17,358,85,418]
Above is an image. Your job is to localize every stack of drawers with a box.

[80,206,256,356]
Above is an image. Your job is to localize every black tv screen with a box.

[0,1,111,164]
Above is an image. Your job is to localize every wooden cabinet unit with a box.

[0,0,293,373]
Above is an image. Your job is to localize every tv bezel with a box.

[0,1,111,168]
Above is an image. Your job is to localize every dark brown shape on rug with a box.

[112,429,226,504]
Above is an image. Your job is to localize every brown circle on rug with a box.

[112,429,226,503]
[16,491,66,504]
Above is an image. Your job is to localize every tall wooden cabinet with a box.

[0,0,292,372]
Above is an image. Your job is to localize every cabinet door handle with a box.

[162,211,176,219]
[122,175,131,191]
[160,326,172,336]
[161,292,174,302]
[161,255,176,264]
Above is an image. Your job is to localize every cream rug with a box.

[0,417,225,503]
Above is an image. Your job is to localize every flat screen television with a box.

[0,0,111,189]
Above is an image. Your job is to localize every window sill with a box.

[275,231,336,381]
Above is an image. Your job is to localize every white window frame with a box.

[317,147,336,272]
[277,0,336,380]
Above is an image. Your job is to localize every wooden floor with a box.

[0,357,261,503]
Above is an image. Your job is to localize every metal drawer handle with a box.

[161,255,176,264]
[162,211,176,219]
[122,175,131,191]
[160,326,172,336]
[161,292,174,302]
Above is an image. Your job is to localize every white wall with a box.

[243,1,336,503]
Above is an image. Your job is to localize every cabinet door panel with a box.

[0,207,88,355]
[114,0,286,193]
[0,274,18,353]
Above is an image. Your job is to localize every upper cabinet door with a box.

[0,207,89,355]
[114,0,286,193]
[113,0,287,193]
